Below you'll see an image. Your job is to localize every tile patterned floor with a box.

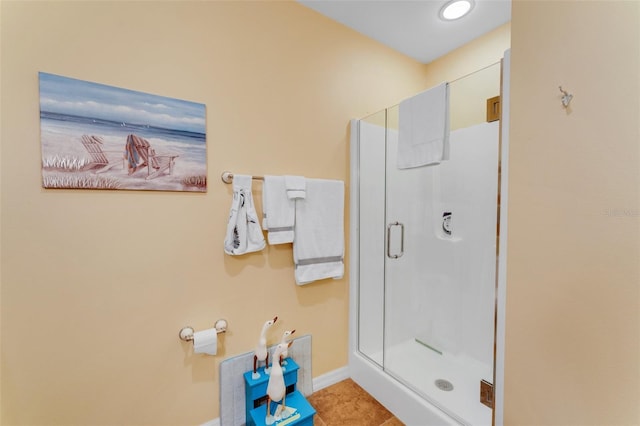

[307,379,405,426]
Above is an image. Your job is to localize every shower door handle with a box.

[386,221,404,259]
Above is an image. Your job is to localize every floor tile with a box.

[313,414,328,426]
[308,379,400,426]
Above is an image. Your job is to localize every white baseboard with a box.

[201,418,220,426]
[311,365,350,392]
[201,365,349,426]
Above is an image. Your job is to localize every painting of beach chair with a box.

[80,135,124,173]
[125,134,179,180]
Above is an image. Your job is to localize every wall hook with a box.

[559,86,573,108]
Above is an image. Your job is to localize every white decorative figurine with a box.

[279,329,295,370]
[253,316,278,379]
[265,341,295,425]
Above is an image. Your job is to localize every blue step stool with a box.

[248,389,315,426]
[243,358,315,426]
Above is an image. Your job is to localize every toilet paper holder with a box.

[179,319,228,342]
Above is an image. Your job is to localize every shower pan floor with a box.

[383,339,493,425]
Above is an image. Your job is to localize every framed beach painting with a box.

[39,72,207,192]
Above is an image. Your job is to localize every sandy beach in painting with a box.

[40,115,207,192]
[39,72,207,192]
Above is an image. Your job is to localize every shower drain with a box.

[435,379,454,391]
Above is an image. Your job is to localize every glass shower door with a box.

[382,89,499,424]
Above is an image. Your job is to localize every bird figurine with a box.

[279,329,295,370]
[253,316,278,379]
[265,341,294,425]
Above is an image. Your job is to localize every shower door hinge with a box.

[486,95,501,122]
[480,380,494,409]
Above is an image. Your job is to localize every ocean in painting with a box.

[39,72,207,192]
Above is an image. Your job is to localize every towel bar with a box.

[221,171,265,184]
[179,319,228,342]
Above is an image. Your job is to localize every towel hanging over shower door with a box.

[397,82,450,169]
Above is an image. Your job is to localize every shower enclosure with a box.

[349,53,510,426]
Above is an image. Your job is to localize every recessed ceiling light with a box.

[440,0,474,21]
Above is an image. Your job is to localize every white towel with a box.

[285,175,306,200]
[262,175,295,245]
[224,175,266,255]
[397,82,450,169]
[293,179,344,285]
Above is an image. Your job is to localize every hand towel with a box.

[224,175,266,255]
[293,179,344,285]
[262,175,295,245]
[397,82,450,169]
[285,175,306,200]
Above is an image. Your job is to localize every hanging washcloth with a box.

[285,175,306,200]
[224,175,266,255]
[293,179,344,285]
[262,175,295,245]
[397,82,450,169]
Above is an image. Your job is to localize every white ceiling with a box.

[297,0,511,64]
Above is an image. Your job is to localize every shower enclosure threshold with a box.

[358,339,492,425]
[385,339,493,425]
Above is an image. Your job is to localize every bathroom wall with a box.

[506,1,639,424]
[425,22,510,86]
[10,1,634,424]
[377,22,510,132]
[0,2,429,425]
[426,23,510,129]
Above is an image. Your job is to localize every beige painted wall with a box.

[17,1,635,425]
[0,1,429,424]
[380,23,510,131]
[506,1,640,424]
[427,23,510,130]
[426,22,511,87]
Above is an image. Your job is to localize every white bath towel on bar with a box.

[293,178,344,285]
[224,175,265,255]
[397,82,450,169]
[262,175,295,245]
[285,175,306,199]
